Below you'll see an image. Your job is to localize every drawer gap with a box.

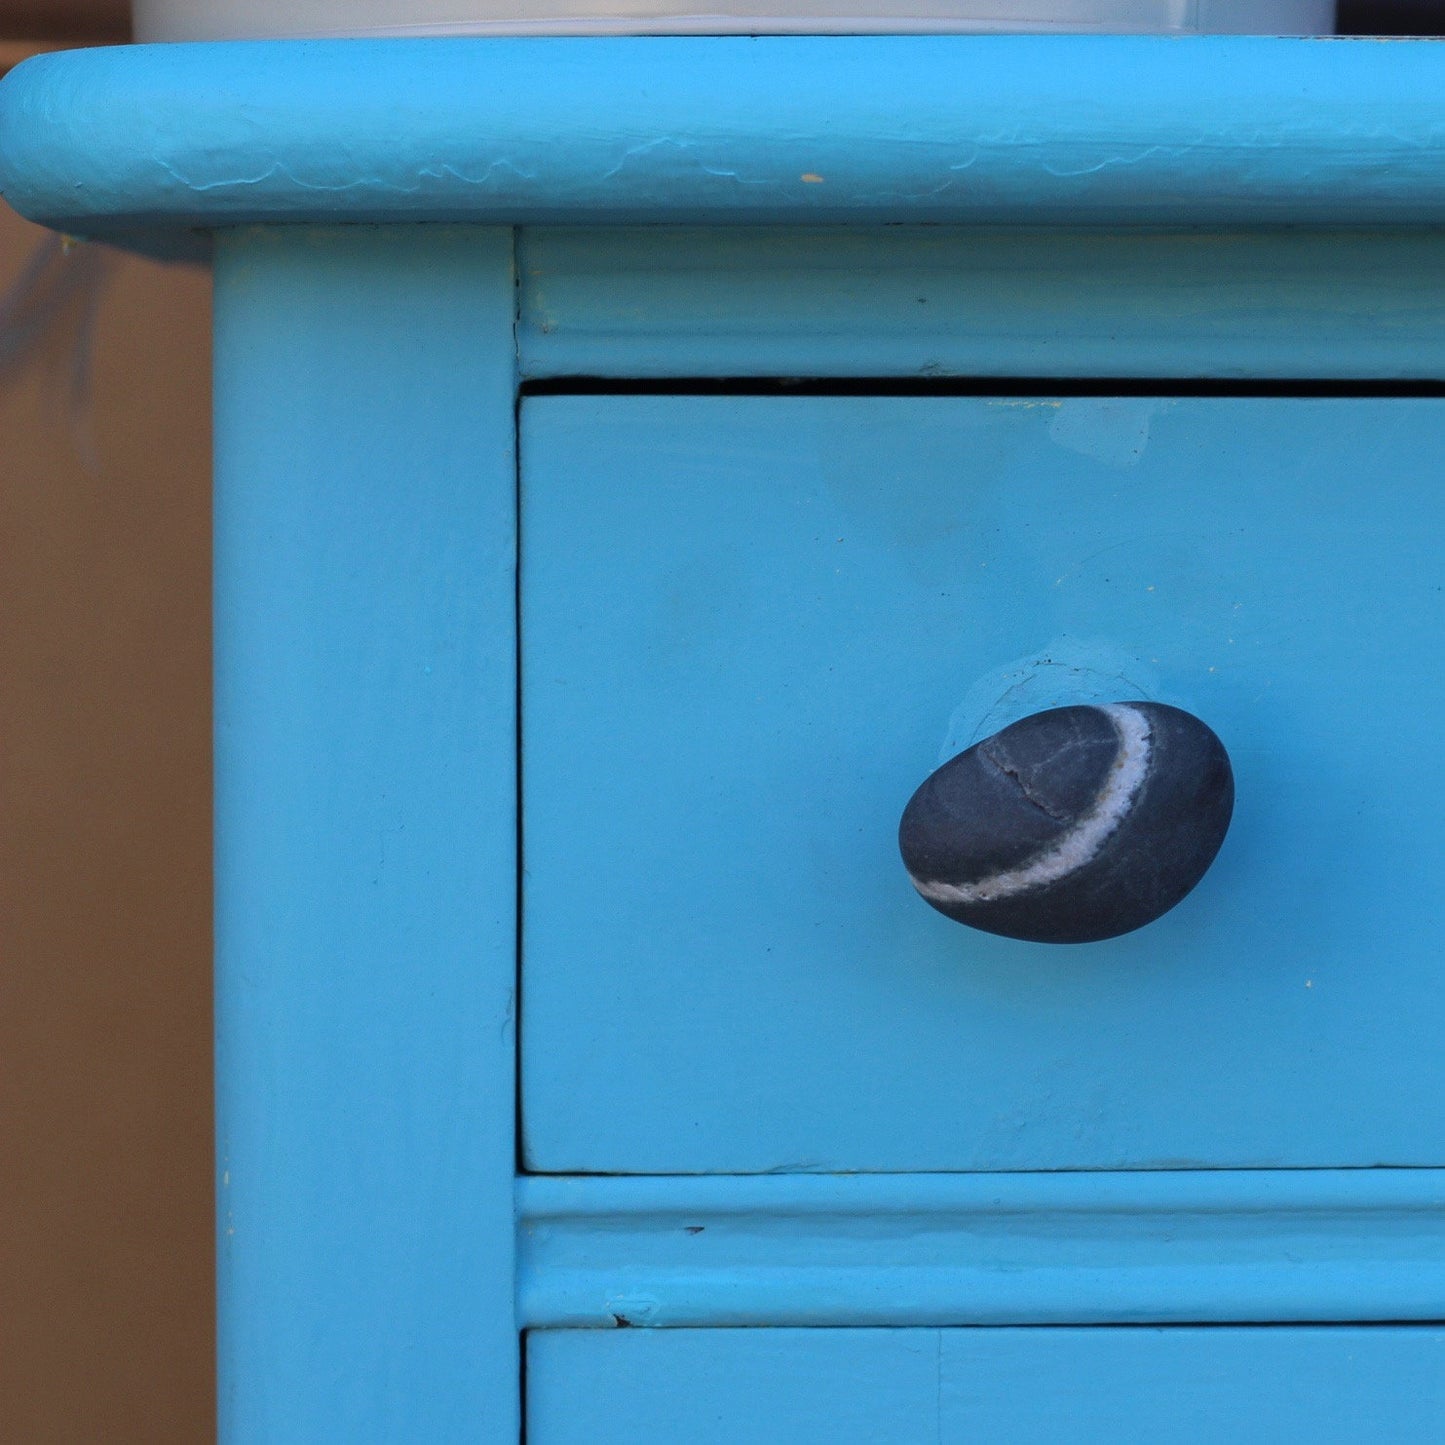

[520,374,1445,399]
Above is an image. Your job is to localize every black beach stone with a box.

[898,702,1234,944]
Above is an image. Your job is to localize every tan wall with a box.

[0,190,214,1439]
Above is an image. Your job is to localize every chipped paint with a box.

[1047,396,1171,469]
[941,639,1160,760]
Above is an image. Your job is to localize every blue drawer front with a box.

[527,1327,1445,1443]
[522,395,1445,1173]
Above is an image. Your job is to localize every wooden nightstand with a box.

[6,35,1445,1441]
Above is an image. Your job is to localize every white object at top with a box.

[132,0,1335,41]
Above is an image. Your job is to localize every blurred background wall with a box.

[1,10,214,1441]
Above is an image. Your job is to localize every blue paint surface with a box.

[519,227,1445,381]
[523,393,1445,1173]
[6,17,1441,1426]
[517,1170,1445,1328]
[7,38,1445,248]
[529,1327,1445,1443]
[214,228,518,1440]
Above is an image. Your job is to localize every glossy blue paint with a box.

[520,227,1445,380]
[517,1170,1445,1328]
[214,227,518,1440]
[523,393,1445,1174]
[8,39,1445,249]
[528,1327,1445,1443]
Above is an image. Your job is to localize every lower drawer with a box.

[527,1327,1445,1443]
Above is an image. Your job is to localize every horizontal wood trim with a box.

[520,226,1445,380]
[0,43,65,74]
[9,38,1445,246]
[517,1170,1445,1328]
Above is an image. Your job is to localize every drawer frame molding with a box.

[519,1171,1445,1329]
[519,227,1445,382]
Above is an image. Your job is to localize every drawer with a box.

[521,394,1445,1173]
[526,1326,1445,1443]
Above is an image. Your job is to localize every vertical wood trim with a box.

[213,227,518,1441]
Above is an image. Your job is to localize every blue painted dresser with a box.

[7,35,1445,1442]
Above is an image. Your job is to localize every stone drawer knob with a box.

[899,703,1234,944]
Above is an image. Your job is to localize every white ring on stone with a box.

[912,703,1153,906]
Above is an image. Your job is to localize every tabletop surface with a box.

[4,36,1445,253]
